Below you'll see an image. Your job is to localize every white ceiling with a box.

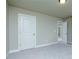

[8,0,72,18]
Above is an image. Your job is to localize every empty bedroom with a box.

[6,0,72,59]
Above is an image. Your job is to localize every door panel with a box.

[18,14,36,50]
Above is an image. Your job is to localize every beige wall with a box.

[67,17,72,44]
[36,16,61,45]
[8,6,63,51]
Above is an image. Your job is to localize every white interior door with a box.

[62,21,67,43]
[18,14,36,50]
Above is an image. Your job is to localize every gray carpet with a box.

[7,42,72,59]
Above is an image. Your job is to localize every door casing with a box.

[18,13,36,50]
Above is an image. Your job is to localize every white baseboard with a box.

[36,42,58,48]
[9,49,21,54]
[9,42,58,54]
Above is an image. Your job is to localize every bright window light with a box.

[59,0,66,4]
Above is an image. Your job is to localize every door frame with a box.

[57,21,67,43]
[57,21,63,42]
[18,13,36,50]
